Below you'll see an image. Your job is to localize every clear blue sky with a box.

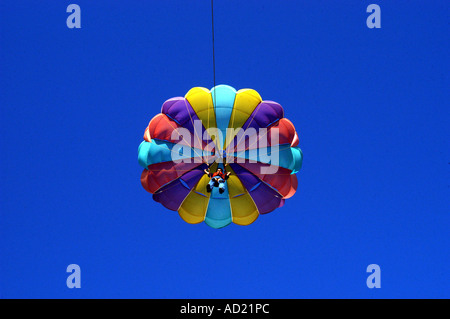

[1,1,448,298]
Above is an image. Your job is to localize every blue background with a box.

[1,1,448,298]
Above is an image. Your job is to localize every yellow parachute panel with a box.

[185,87,217,132]
[225,166,259,225]
[178,163,217,224]
[224,89,262,149]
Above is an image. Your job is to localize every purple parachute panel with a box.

[230,164,283,215]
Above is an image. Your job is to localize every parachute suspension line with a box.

[182,99,210,166]
[227,103,264,158]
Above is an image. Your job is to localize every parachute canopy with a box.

[138,85,302,228]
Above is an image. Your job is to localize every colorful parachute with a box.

[138,85,302,228]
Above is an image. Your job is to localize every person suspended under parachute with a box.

[204,165,231,194]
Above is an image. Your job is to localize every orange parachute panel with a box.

[236,162,298,199]
[234,118,298,151]
[141,162,203,194]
